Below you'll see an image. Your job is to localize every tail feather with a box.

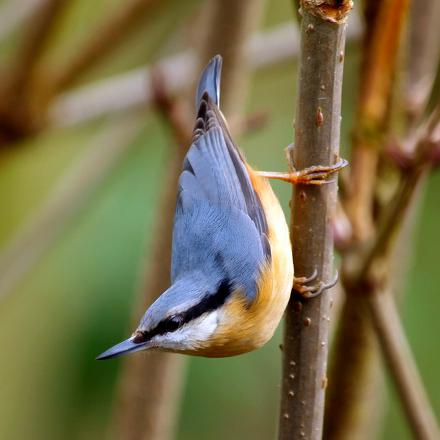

[195,55,222,110]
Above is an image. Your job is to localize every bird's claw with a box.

[293,268,318,285]
[290,158,348,185]
[256,158,348,185]
[293,270,339,299]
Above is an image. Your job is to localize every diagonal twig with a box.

[404,0,440,128]
[0,0,70,142]
[352,107,440,285]
[6,0,70,96]
[50,0,167,92]
[0,0,42,41]
[367,289,440,440]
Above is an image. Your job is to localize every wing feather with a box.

[177,94,270,259]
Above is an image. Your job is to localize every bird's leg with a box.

[256,146,348,185]
[293,271,339,299]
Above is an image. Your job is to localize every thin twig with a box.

[278,1,351,439]
[353,108,440,285]
[6,0,70,95]
[50,0,165,92]
[404,0,440,128]
[345,0,410,240]
[0,0,42,42]
[367,289,440,440]
[0,0,70,141]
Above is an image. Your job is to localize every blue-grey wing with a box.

[171,192,265,302]
[181,98,270,256]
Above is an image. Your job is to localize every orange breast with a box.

[197,168,294,357]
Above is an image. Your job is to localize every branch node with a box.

[300,0,353,23]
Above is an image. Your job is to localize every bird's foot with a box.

[256,158,348,185]
[289,158,348,185]
[293,270,338,299]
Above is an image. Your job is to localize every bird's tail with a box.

[195,55,222,111]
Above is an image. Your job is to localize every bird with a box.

[97,55,346,360]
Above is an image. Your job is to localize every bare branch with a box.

[324,297,385,440]
[353,108,440,285]
[367,289,440,440]
[50,51,196,126]
[49,18,362,127]
[0,0,41,41]
[279,1,351,438]
[6,0,70,95]
[404,0,440,127]
[345,0,410,240]
[50,0,166,92]
[0,0,70,141]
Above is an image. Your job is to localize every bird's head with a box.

[96,274,235,360]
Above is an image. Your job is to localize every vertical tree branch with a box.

[345,0,409,239]
[279,1,351,439]
[111,3,265,439]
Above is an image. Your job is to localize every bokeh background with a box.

[0,1,439,439]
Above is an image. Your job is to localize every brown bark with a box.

[278,1,351,439]
[0,0,70,142]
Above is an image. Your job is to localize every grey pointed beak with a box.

[96,337,148,360]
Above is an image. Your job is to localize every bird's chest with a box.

[200,256,292,358]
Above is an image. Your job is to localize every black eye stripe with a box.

[133,279,232,344]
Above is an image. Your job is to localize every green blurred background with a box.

[0,1,439,439]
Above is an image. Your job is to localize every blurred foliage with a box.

[0,1,439,439]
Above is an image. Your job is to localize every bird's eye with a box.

[166,315,182,332]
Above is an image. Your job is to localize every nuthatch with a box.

[97,55,346,360]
